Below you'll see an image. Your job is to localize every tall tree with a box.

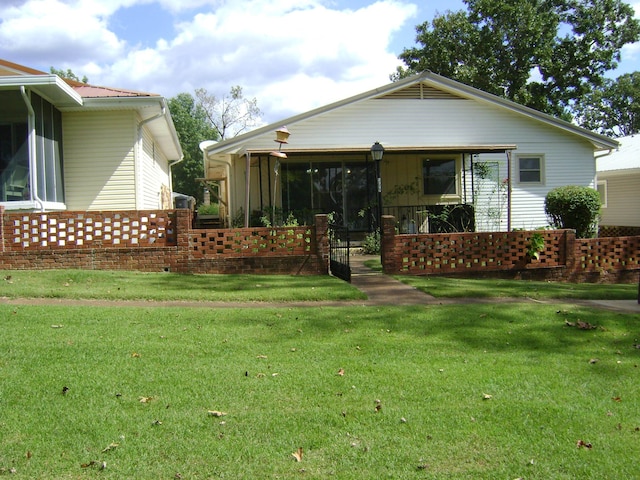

[573,72,640,137]
[168,93,218,203]
[395,0,640,118]
[195,86,261,140]
[50,67,88,83]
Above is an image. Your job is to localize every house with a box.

[0,59,182,212]
[202,71,617,233]
[597,134,640,234]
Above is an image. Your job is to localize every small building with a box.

[597,134,640,234]
[0,59,182,212]
[202,71,617,233]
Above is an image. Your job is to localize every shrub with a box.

[544,186,600,238]
[361,230,381,254]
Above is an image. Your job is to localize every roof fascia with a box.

[0,74,83,106]
[423,72,619,151]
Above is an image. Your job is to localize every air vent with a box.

[379,83,463,100]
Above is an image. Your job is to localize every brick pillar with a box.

[0,206,4,253]
[315,214,329,274]
[564,229,576,280]
[173,209,192,273]
[381,215,396,274]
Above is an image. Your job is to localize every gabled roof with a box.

[597,135,640,173]
[0,58,182,160]
[204,71,618,158]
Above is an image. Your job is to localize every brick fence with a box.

[381,215,640,284]
[0,207,329,275]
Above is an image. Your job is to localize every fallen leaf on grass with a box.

[337,368,345,376]
[374,399,382,413]
[565,320,597,330]
[612,396,622,402]
[139,396,153,403]
[131,352,141,358]
[483,393,493,400]
[576,440,593,449]
[101,443,119,453]
[256,355,268,359]
[51,324,63,328]
[208,410,227,417]
[61,386,69,395]
[292,447,303,462]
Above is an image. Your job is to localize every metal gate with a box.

[329,224,351,282]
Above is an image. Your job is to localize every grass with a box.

[1,302,639,479]
[361,257,638,300]
[0,270,366,302]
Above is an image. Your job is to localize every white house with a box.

[597,134,640,231]
[0,59,183,212]
[201,71,617,233]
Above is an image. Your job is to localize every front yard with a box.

[1,296,638,478]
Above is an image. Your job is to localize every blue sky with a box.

[1,0,639,126]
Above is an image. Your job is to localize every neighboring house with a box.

[0,59,182,212]
[202,71,617,233]
[597,134,640,231]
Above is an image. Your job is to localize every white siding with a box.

[599,172,640,227]
[63,111,137,210]
[230,96,598,230]
[140,125,171,209]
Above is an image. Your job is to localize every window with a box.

[597,180,607,208]
[517,155,544,184]
[423,158,457,195]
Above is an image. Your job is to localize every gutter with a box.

[20,86,45,211]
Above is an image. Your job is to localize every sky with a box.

[2,0,640,127]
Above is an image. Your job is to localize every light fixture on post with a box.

[370,141,385,234]
[270,127,290,226]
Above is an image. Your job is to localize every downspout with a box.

[506,150,513,231]
[20,86,45,211]
[137,107,166,209]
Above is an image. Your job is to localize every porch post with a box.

[244,152,251,227]
[506,150,513,231]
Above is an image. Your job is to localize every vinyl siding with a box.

[140,125,171,209]
[63,111,137,210]
[230,96,598,230]
[599,172,640,227]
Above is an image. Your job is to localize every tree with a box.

[168,93,218,204]
[573,72,640,136]
[195,86,261,140]
[50,67,88,83]
[395,0,640,119]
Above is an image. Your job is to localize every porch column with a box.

[506,150,513,231]
[244,152,251,227]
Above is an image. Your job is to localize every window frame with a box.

[516,154,545,185]
[422,156,460,198]
[597,179,607,208]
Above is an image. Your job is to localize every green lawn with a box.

[1,302,639,479]
[0,270,366,302]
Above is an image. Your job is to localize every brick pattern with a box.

[3,211,176,251]
[394,230,566,274]
[190,227,314,257]
[574,236,640,272]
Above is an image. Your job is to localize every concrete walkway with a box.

[348,254,640,313]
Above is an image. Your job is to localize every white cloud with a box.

[1,0,418,122]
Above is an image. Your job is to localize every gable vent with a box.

[379,83,463,100]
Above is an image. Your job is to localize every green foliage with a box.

[167,93,218,203]
[545,186,601,238]
[196,203,219,215]
[396,0,640,119]
[360,230,381,255]
[50,66,88,83]
[526,232,545,260]
[574,71,640,136]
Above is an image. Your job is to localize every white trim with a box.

[516,154,545,185]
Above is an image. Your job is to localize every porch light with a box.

[370,141,384,161]
[370,141,385,237]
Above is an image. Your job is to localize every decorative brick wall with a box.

[0,208,329,276]
[382,215,639,283]
[599,225,640,237]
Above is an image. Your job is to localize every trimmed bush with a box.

[544,186,601,238]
